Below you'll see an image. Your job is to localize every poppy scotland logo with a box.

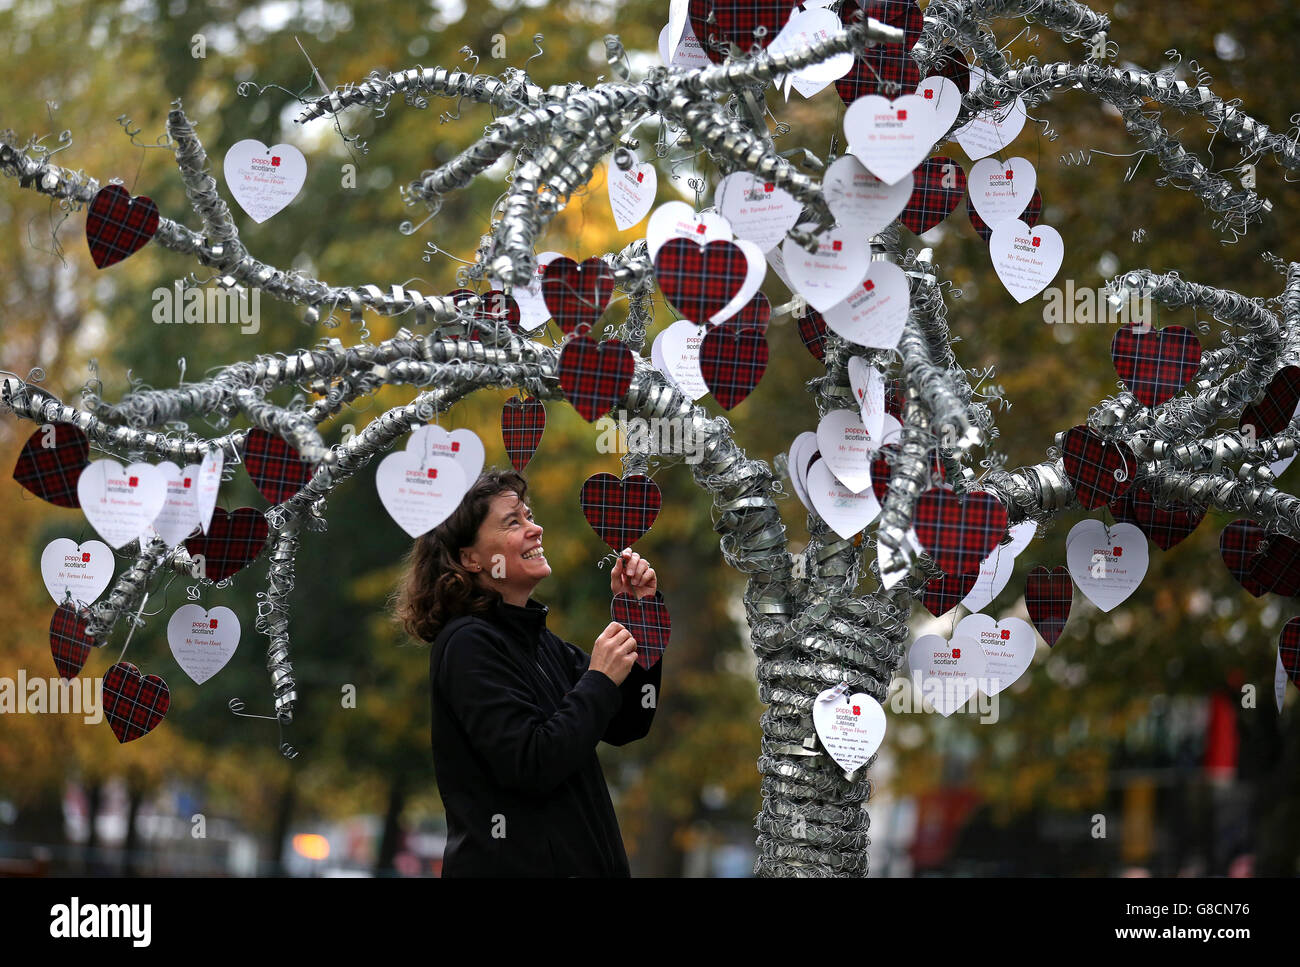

[852,705,861,715]
[210,618,218,628]
[1032,236,1041,247]
[832,239,842,251]
[1000,629,1010,639]
[1005,169,1014,179]
[923,88,933,99]
[1113,546,1123,557]
[951,647,961,659]
[897,109,907,120]
[636,171,644,183]
[764,182,774,191]
[128,476,138,487]
[427,468,438,478]
[695,223,706,234]
[450,441,460,452]
[82,552,91,562]
[863,279,875,291]
[271,156,281,166]
[183,477,192,488]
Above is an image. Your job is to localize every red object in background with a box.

[1203,691,1239,780]
[910,787,980,870]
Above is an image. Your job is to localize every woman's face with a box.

[459,490,550,599]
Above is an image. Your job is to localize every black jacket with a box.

[428,594,662,877]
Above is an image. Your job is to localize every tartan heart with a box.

[870,443,944,502]
[901,157,968,235]
[969,188,1041,242]
[542,257,616,335]
[796,304,830,362]
[1219,519,1269,597]
[723,291,771,334]
[611,590,672,669]
[834,0,924,105]
[558,336,635,423]
[85,184,159,269]
[1250,532,1300,596]
[1280,618,1300,689]
[101,661,170,743]
[689,0,729,64]
[1241,364,1300,438]
[50,600,98,680]
[13,423,90,508]
[1111,325,1203,407]
[1025,564,1073,647]
[243,427,317,504]
[654,238,749,324]
[1108,484,1204,551]
[920,568,979,617]
[501,395,546,472]
[913,488,1008,575]
[184,507,270,582]
[580,472,662,550]
[713,0,799,50]
[699,326,768,409]
[1060,424,1135,509]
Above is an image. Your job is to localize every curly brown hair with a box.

[391,466,530,644]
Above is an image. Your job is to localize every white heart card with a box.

[149,460,203,547]
[823,154,913,238]
[960,520,1037,613]
[491,250,562,333]
[646,201,732,258]
[908,633,988,716]
[813,685,886,772]
[41,538,114,606]
[989,220,1063,303]
[714,172,801,252]
[969,156,1037,229]
[822,260,910,349]
[223,139,307,223]
[954,613,1035,695]
[196,447,223,534]
[608,161,657,231]
[375,452,468,538]
[954,65,1027,160]
[653,320,709,400]
[407,425,485,487]
[807,456,881,539]
[77,460,167,549]
[844,94,939,185]
[168,604,240,685]
[781,227,871,312]
[914,75,963,139]
[1066,519,1148,612]
[847,357,886,441]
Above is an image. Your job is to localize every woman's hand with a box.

[611,548,657,599]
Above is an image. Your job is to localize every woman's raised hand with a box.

[591,621,638,686]
[611,548,657,599]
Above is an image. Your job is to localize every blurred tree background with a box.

[0,0,1296,875]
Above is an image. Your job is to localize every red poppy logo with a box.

[450,441,460,452]
[832,240,842,251]
[427,468,438,478]
[1005,169,1014,179]
[183,477,192,488]
[863,279,875,291]
[923,89,933,99]
[897,109,907,120]
[636,171,644,183]
[1032,236,1041,247]
[128,476,138,487]
[695,223,706,234]
[82,552,91,562]
[210,618,219,628]
[952,647,961,659]
[1113,546,1123,557]
[764,182,774,191]
[271,156,281,166]
[852,705,861,716]
[1000,629,1010,640]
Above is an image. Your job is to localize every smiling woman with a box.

[391,466,662,877]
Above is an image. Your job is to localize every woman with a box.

[394,466,662,877]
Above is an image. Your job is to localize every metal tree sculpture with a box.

[3,0,1299,877]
